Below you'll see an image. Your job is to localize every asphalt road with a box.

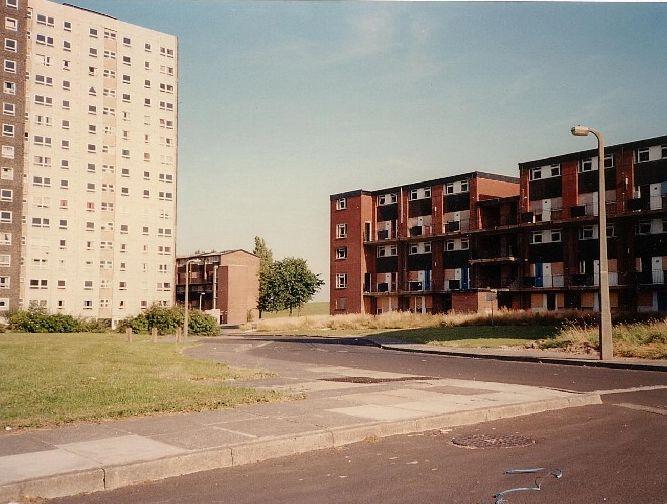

[49,336,667,504]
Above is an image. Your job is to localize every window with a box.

[89,28,98,38]
[1,145,14,158]
[5,17,18,31]
[4,38,17,52]
[424,242,432,253]
[335,273,348,289]
[336,223,347,238]
[336,198,346,210]
[409,189,418,200]
[604,155,614,169]
[31,217,50,228]
[145,42,152,52]
[460,239,469,250]
[550,229,562,242]
[2,123,13,137]
[5,0,17,8]
[4,81,16,95]
[550,164,561,177]
[122,74,130,84]
[36,14,54,26]
[336,247,347,260]
[60,139,69,149]
[0,188,11,201]
[636,148,649,163]
[3,102,15,116]
[0,210,11,223]
[579,225,595,240]
[58,219,67,229]
[64,21,71,31]
[122,55,131,65]
[36,34,54,47]
[62,119,69,129]
[579,158,593,172]
[1,166,13,179]
[0,232,10,245]
[0,254,10,267]
[122,93,131,103]
[63,40,71,51]
[3,59,16,73]
[62,80,70,91]
[636,220,651,235]
[530,231,543,244]
[606,224,616,238]
[144,98,151,107]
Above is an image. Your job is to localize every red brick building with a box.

[176,250,259,325]
[330,135,667,315]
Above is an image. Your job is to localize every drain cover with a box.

[320,376,436,384]
[451,433,535,449]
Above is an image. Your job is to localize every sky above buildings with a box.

[65,1,667,300]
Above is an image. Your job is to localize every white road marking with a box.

[593,385,667,395]
[613,403,667,416]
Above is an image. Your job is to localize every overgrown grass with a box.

[0,332,279,430]
[244,309,659,333]
[261,301,330,319]
[533,321,667,359]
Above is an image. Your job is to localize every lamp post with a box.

[571,125,613,360]
[183,258,201,341]
[199,292,204,310]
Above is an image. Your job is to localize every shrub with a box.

[119,305,218,335]
[8,307,87,333]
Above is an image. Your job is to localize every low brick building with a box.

[330,135,667,315]
[176,250,259,325]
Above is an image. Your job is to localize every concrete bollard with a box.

[125,327,133,343]
[151,327,158,343]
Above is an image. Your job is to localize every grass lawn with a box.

[262,301,330,319]
[0,332,279,430]
[373,326,559,348]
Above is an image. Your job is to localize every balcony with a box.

[523,274,565,288]
[407,280,431,292]
[638,270,666,285]
[409,225,432,237]
[364,282,396,294]
[444,219,469,234]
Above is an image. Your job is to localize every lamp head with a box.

[571,125,590,137]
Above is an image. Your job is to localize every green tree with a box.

[268,258,324,315]
[253,236,275,317]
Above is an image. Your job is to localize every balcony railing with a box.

[364,282,396,294]
[408,280,431,292]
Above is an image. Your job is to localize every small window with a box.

[530,231,543,244]
[550,164,561,177]
[579,158,593,172]
[89,28,98,38]
[636,220,651,235]
[409,189,418,200]
[636,148,649,163]
[604,155,614,169]
[64,21,71,31]
[550,230,562,242]
[579,225,595,240]
[336,198,346,210]
[460,239,469,250]
[662,145,667,159]
[335,273,348,289]
[336,223,347,238]
[446,183,454,194]
[122,36,131,46]
[336,247,347,260]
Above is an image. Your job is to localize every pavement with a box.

[0,338,601,502]
[49,403,667,504]
[361,335,667,371]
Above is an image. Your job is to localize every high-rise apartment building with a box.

[330,135,667,315]
[0,0,178,325]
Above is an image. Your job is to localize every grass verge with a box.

[375,326,558,348]
[0,332,280,430]
[262,301,330,319]
[532,322,667,359]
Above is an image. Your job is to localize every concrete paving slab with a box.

[407,385,497,396]
[337,392,414,406]
[29,423,127,446]
[216,418,320,438]
[0,449,99,485]
[115,415,204,436]
[150,426,255,450]
[186,409,264,426]
[377,387,487,401]
[0,433,50,457]
[328,405,429,421]
[58,435,186,466]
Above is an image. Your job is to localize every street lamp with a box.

[199,292,204,311]
[183,258,202,341]
[571,125,613,360]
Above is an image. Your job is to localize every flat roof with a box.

[62,3,116,20]
[330,171,518,200]
[519,134,667,169]
[176,249,257,260]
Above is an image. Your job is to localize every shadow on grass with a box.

[372,326,559,346]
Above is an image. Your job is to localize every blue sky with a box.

[65,1,667,300]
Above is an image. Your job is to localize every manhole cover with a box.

[451,434,535,449]
[320,376,436,384]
